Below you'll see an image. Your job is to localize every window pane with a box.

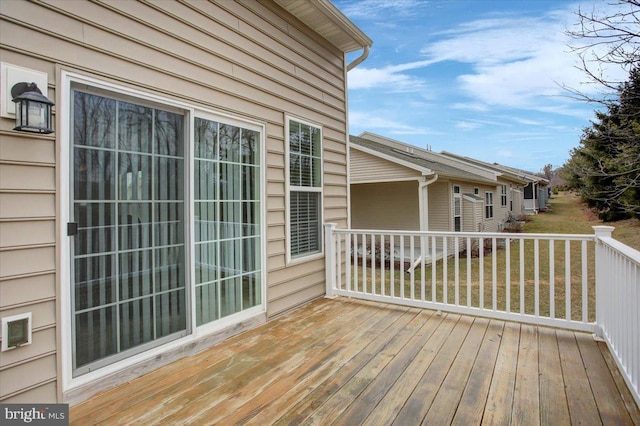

[242,273,260,310]
[119,153,152,201]
[220,239,242,278]
[74,92,116,148]
[220,276,242,318]
[195,118,218,159]
[119,249,153,300]
[155,202,184,246]
[241,129,258,165]
[75,307,117,368]
[155,157,183,201]
[196,282,219,326]
[74,148,115,201]
[75,203,115,255]
[118,102,152,153]
[195,201,217,242]
[155,110,184,156]
[119,296,154,351]
[243,202,259,237]
[220,202,242,239]
[242,166,258,200]
[119,202,152,251]
[195,160,217,201]
[196,242,217,284]
[154,246,185,292]
[290,191,320,256]
[220,162,241,201]
[74,255,116,311]
[220,124,240,162]
[290,153,301,186]
[156,289,186,338]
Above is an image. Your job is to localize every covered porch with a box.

[70,296,638,425]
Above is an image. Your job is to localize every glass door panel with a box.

[194,117,261,326]
[71,90,186,375]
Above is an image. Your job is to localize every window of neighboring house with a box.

[474,187,479,195]
[287,117,322,259]
[69,82,263,375]
[453,185,461,231]
[501,185,508,207]
[485,191,494,219]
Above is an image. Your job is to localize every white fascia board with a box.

[350,143,434,176]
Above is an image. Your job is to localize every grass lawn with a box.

[347,192,640,322]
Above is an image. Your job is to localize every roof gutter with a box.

[347,44,370,71]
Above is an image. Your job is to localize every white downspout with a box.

[410,174,439,272]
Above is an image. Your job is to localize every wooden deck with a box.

[70,297,639,425]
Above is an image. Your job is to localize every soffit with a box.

[274,0,372,52]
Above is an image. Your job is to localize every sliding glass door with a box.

[70,84,262,376]
[194,118,261,326]
[72,90,187,374]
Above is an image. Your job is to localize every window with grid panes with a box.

[287,118,322,258]
[485,191,494,219]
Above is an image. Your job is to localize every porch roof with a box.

[351,135,497,185]
[69,297,639,425]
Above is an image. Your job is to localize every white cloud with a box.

[337,0,425,19]
[497,149,514,158]
[456,121,482,130]
[349,110,435,135]
[348,59,436,91]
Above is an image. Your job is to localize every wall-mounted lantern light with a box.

[11,81,54,134]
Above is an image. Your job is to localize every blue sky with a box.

[335,0,630,172]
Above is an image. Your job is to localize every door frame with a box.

[58,69,267,393]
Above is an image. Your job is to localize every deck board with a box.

[69,297,639,425]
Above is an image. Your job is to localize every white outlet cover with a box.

[1,62,49,119]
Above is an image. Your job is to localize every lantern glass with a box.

[11,82,54,134]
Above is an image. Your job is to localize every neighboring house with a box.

[350,133,505,255]
[0,0,371,404]
[440,152,530,218]
[488,164,550,214]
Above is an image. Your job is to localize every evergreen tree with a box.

[563,67,640,220]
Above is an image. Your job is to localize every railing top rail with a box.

[331,228,596,241]
[598,235,640,265]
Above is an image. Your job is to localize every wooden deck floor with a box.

[70,297,639,425]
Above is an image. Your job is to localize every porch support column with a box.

[325,223,338,298]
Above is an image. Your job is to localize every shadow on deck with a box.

[70,297,639,425]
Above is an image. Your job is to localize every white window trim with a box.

[485,191,494,219]
[501,184,508,207]
[285,114,324,264]
[58,70,267,392]
[453,185,462,232]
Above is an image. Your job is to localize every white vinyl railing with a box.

[324,224,639,406]
[594,226,640,407]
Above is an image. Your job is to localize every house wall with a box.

[351,181,420,230]
[350,147,422,182]
[427,181,450,231]
[0,0,350,403]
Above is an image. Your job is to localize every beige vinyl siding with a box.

[350,148,422,182]
[462,199,479,232]
[351,181,420,231]
[427,181,450,232]
[0,0,352,402]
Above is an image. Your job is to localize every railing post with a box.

[325,223,338,298]
[593,225,615,339]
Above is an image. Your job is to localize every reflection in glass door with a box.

[71,90,187,374]
[194,117,261,326]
